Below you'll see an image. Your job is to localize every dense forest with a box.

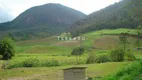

[69,0,142,37]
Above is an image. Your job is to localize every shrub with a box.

[110,49,125,62]
[88,77,93,80]
[23,58,40,67]
[119,74,133,80]
[116,61,142,80]
[86,53,97,64]
[0,55,2,59]
[102,60,142,80]
[7,58,60,68]
[0,37,16,60]
[71,47,84,56]
[42,59,60,67]
[96,55,111,63]
[7,62,24,69]
[125,49,136,61]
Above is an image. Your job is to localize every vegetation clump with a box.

[96,55,111,63]
[86,53,97,64]
[23,58,40,67]
[136,25,142,48]
[71,47,84,56]
[110,49,125,62]
[71,47,85,64]
[0,37,16,60]
[101,60,142,80]
[125,49,136,61]
[7,58,60,69]
[86,52,111,64]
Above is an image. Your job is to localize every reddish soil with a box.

[94,36,119,49]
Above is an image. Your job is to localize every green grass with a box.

[16,36,59,46]
[17,45,74,56]
[4,54,87,69]
[80,28,141,49]
[0,62,127,80]
[84,28,137,36]
[100,60,142,80]
[16,46,33,53]
[15,28,141,54]
[0,28,141,80]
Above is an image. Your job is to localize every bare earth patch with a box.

[54,41,80,47]
[94,36,119,49]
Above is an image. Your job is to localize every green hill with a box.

[0,3,86,40]
[15,28,141,54]
[69,0,142,37]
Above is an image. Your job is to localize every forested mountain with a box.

[69,0,142,37]
[0,3,86,40]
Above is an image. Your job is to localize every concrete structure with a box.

[63,67,87,80]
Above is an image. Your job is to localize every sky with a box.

[0,0,120,23]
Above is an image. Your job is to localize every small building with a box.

[63,67,87,80]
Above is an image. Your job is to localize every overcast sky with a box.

[0,0,120,23]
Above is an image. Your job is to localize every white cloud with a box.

[0,4,14,23]
[0,0,120,23]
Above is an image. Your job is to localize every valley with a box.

[0,0,142,80]
[0,28,142,80]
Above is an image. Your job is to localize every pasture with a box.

[0,28,142,80]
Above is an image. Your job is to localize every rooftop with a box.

[63,67,87,70]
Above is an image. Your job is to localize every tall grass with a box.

[99,60,142,80]
[4,54,86,69]
[6,58,60,69]
[84,28,137,36]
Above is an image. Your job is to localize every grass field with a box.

[83,28,137,36]
[15,28,141,54]
[0,28,142,80]
[0,62,127,80]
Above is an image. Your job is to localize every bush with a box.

[0,55,2,59]
[119,74,133,80]
[86,53,97,64]
[0,37,16,60]
[23,58,40,67]
[88,77,94,80]
[7,58,60,68]
[42,59,60,67]
[102,60,142,80]
[71,47,84,56]
[116,61,142,80]
[96,55,111,63]
[7,62,24,69]
[125,49,136,61]
[110,49,125,62]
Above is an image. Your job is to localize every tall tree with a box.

[71,47,84,64]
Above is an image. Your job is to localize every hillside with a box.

[0,28,142,80]
[0,3,86,40]
[69,0,142,37]
[16,28,141,54]
[1,28,142,80]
